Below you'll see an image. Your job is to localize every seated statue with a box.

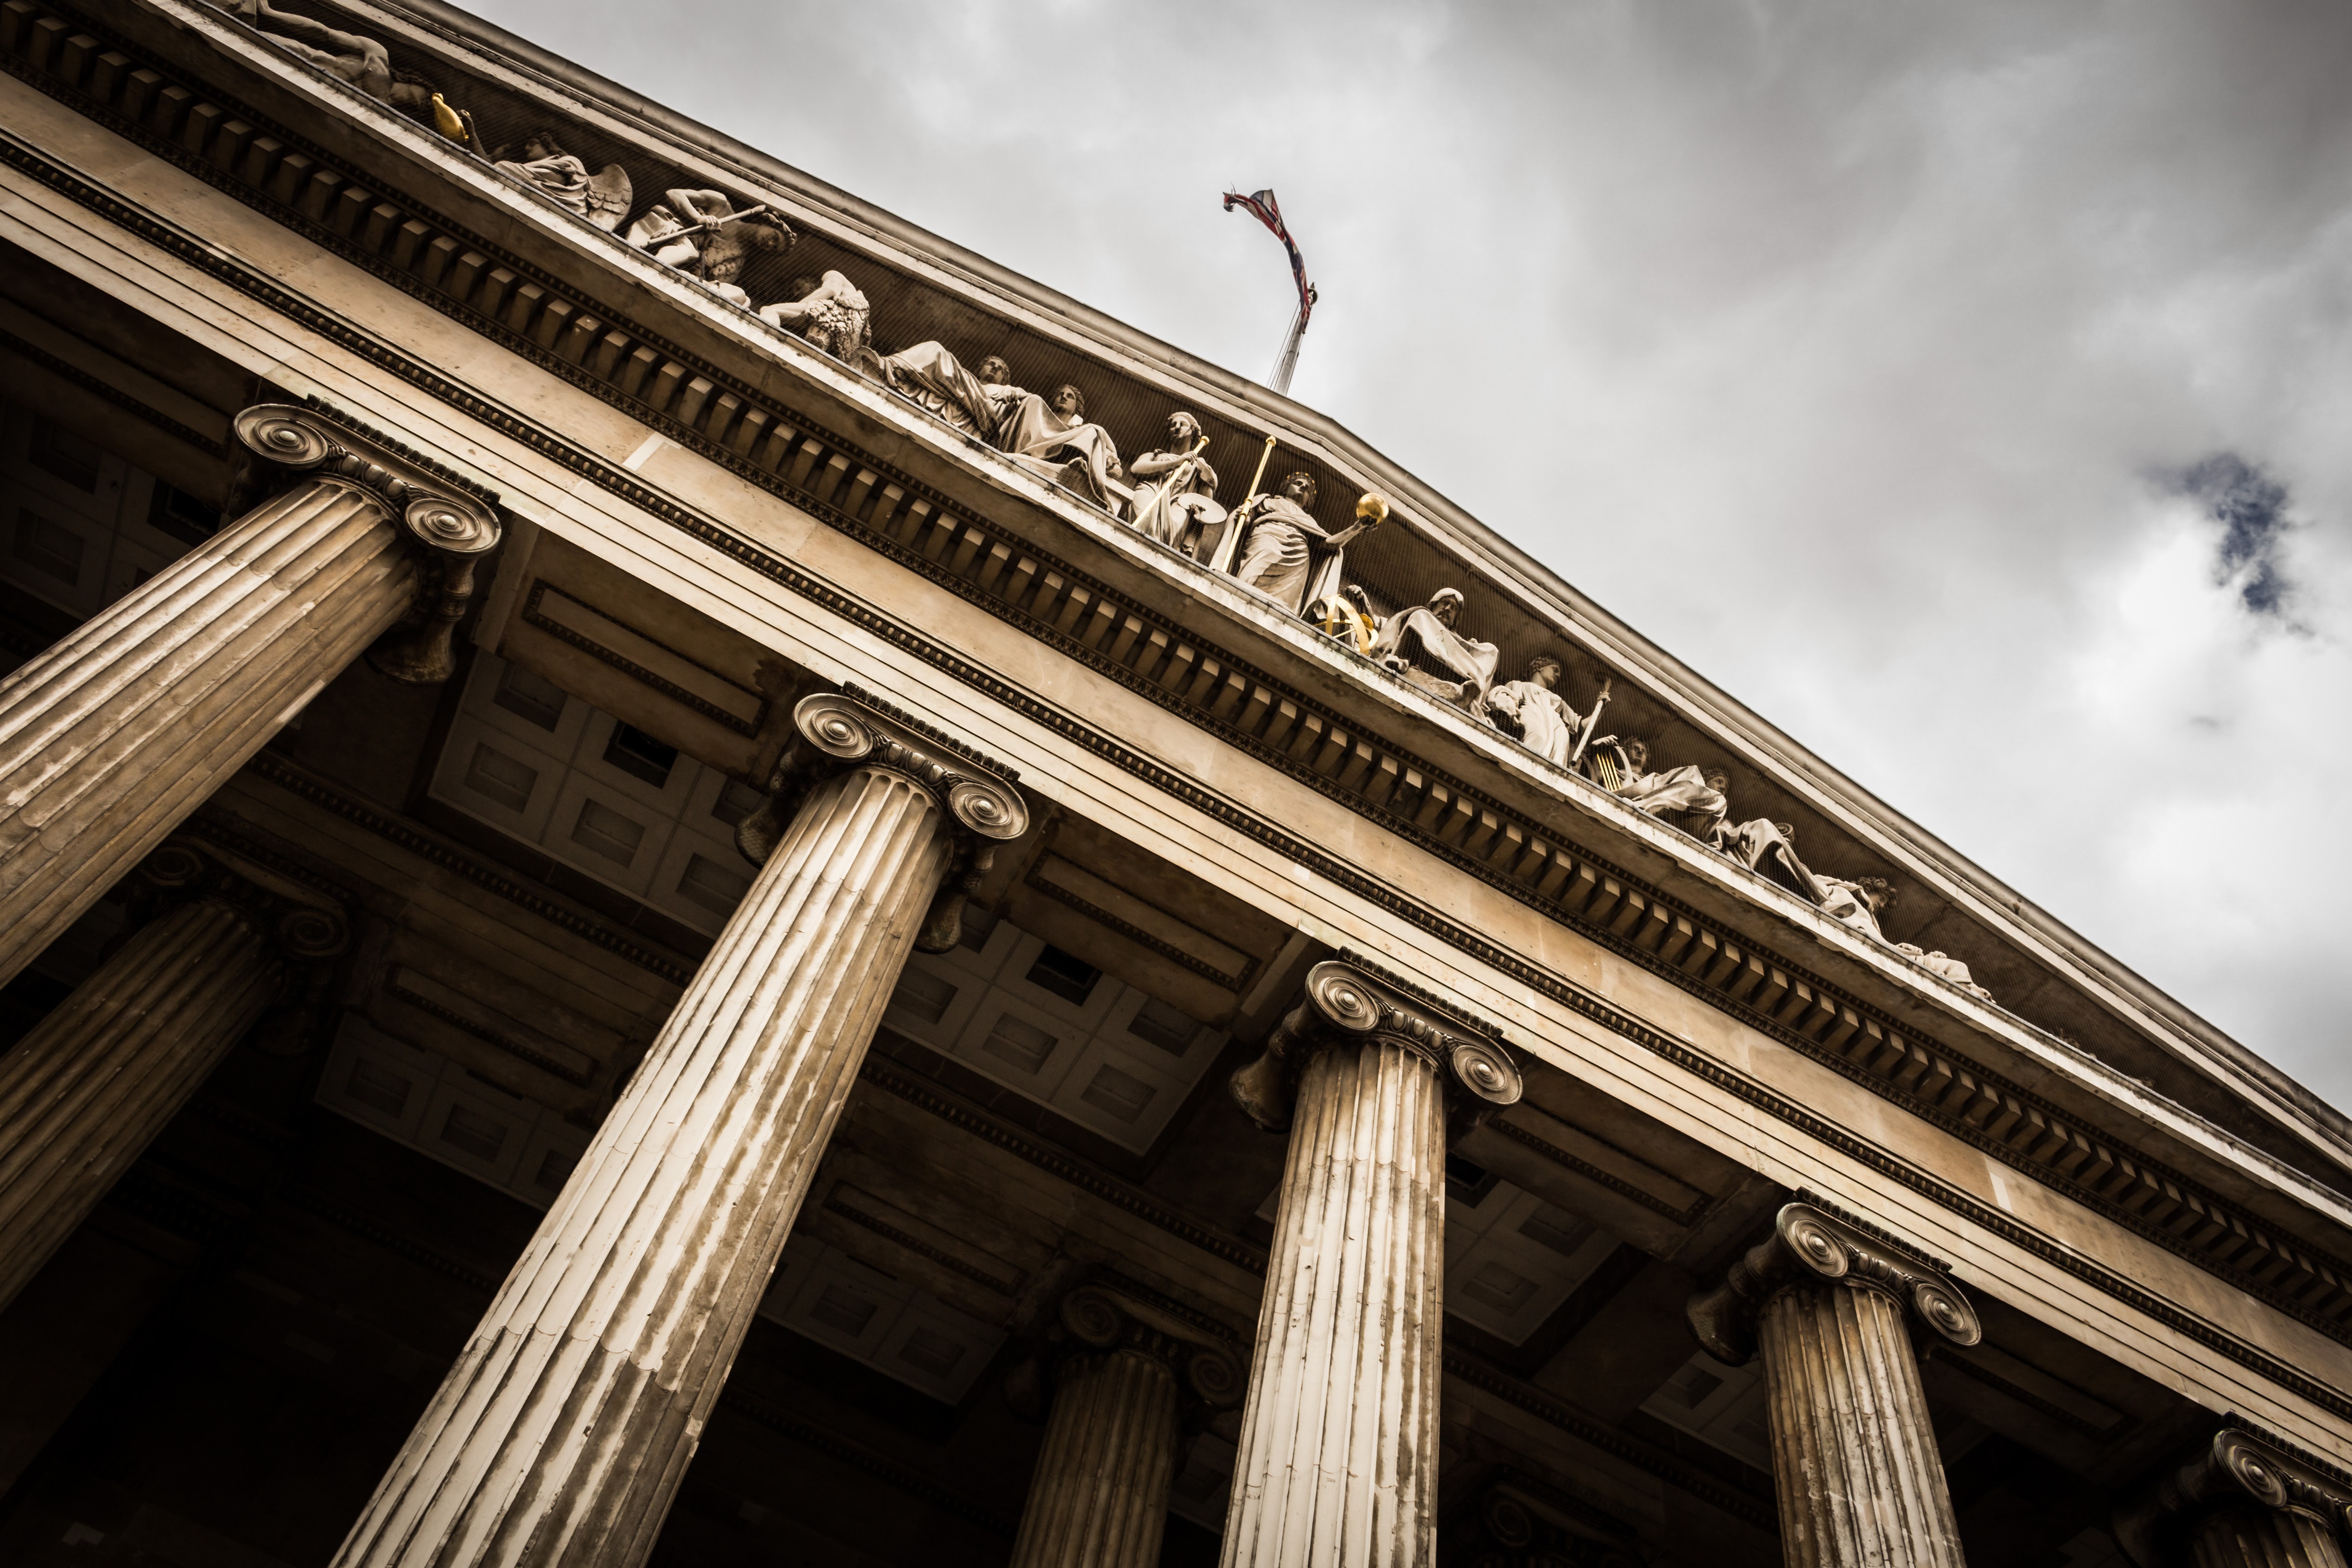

[996,384,1127,512]
[1818,876,1895,941]
[495,129,632,230]
[1127,412,1224,555]
[1588,738,1730,839]
[1897,943,1993,1000]
[221,0,433,114]
[1225,471,1329,614]
[1484,655,1584,768]
[881,344,1020,439]
[1369,588,1500,709]
[1305,583,1378,657]
[759,271,880,374]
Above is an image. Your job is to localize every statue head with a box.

[1703,766,1729,793]
[789,274,822,301]
[1526,655,1562,688]
[1342,583,1372,613]
[1622,738,1651,770]
[1051,384,1087,419]
[1166,411,1202,449]
[1857,876,1895,915]
[522,127,568,161]
[1428,588,1465,626]
[1280,471,1319,508]
[978,355,1013,386]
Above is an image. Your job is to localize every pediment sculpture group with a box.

[211,0,1992,1004]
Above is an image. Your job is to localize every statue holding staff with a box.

[1485,656,1584,767]
[1128,412,1224,555]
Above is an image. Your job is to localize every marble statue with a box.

[221,0,434,114]
[493,130,631,230]
[1127,413,1224,555]
[1590,739,1730,838]
[996,384,1127,512]
[1819,876,1895,941]
[1897,943,1993,1000]
[1484,656,1584,768]
[759,271,879,373]
[1719,817,1821,898]
[1224,472,1330,614]
[880,344,1020,439]
[1306,583,1378,656]
[626,191,792,306]
[1368,588,1501,709]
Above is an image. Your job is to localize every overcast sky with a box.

[467,0,2352,1107]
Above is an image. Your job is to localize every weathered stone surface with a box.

[330,693,1022,1568]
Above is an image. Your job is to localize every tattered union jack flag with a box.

[1222,188,1315,328]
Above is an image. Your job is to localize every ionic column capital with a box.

[1228,953,1523,1133]
[132,840,352,967]
[234,403,502,559]
[235,403,502,685]
[2115,1425,2352,1568]
[1053,1284,1246,1413]
[1687,1199,1981,1365]
[735,687,1028,951]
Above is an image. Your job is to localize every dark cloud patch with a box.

[2167,453,2293,616]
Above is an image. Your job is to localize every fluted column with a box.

[1688,1201,1982,1568]
[0,840,347,1309]
[1011,1285,1244,1568]
[1222,959,1523,1568]
[0,403,499,989]
[2115,1426,2352,1568]
[332,690,1026,1568]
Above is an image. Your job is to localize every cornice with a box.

[7,13,2352,1418]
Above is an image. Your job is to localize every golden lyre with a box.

[431,93,468,144]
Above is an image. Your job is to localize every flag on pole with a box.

[1223,188,1314,330]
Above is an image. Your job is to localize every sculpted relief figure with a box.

[1485,657,1587,768]
[759,271,879,372]
[627,190,793,306]
[1225,471,1329,614]
[1128,413,1224,555]
[1589,738,1730,839]
[222,0,434,113]
[1368,588,1500,709]
[997,384,1128,512]
[881,345,1021,439]
[1307,583,1379,656]
[493,130,631,231]
[1820,876,1895,941]
[1897,943,1993,1000]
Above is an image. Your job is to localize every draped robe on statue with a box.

[1485,680,1583,768]
[1720,818,1817,901]
[1369,603,1501,707]
[881,343,1014,441]
[495,152,590,216]
[1229,494,1331,614]
[1816,878,1889,941]
[1611,759,1730,838]
[1128,452,1223,556]
[997,397,1127,512]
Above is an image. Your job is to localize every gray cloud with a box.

[466,0,2352,1104]
[2168,453,2295,616]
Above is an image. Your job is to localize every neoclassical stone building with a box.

[0,3,2347,1565]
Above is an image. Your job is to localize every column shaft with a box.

[0,898,282,1308]
[1011,1348,1181,1568]
[2191,1509,2349,1568]
[1222,1040,1447,1568]
[1758,1282,1965,1568]
[0,479,413,987]
[333,763,956,1568]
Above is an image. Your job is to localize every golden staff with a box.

[1567,678,1613,768]
[1242,434,1277,502]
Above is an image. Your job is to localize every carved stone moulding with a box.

[1229,953,1524,1135]
[735,686,1028,951]
[1687,1198,1983,1366]
[136,838,353,1056]
[233,402,503,685]
[2114,1424,2352,1568]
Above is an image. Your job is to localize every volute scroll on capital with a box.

[1055,1285,1246,1411]
[1686,1200,1981,1366]
[1229,955,1524,1135]
[233,403,503,559]
[2112,1424,2352,1568]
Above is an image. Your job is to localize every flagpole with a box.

[1269,299,1309,396]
